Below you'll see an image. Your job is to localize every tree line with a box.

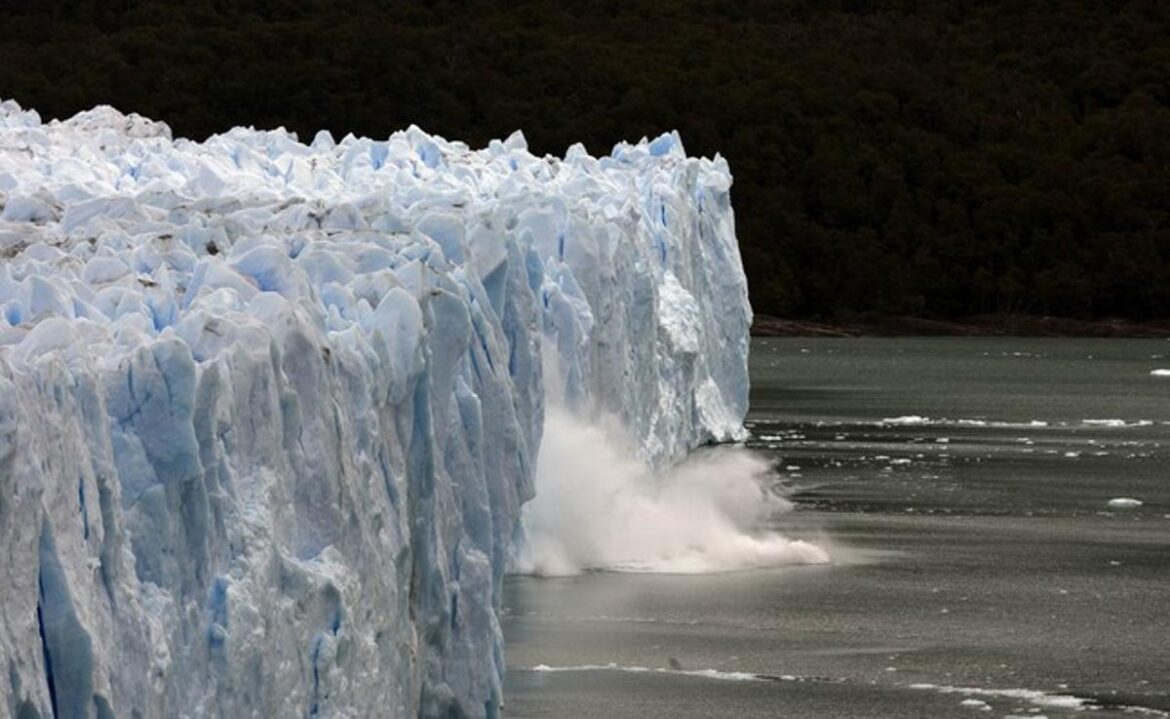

[2,0,1166,320]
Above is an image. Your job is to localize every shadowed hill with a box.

[2,0,1166,320]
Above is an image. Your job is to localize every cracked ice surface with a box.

[0,100,749,718]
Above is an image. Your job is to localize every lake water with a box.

[503,337,1170,717]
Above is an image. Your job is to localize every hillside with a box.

[2,0,1166,320]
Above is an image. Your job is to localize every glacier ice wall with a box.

[0,100,750,718]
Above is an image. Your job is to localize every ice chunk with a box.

[529,662,767,682]
[883,415,931,425]
[1107,498,1142,509]
[1,194,59,223]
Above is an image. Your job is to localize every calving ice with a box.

[0,100,767,717]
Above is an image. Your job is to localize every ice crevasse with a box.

[0,100,750,718]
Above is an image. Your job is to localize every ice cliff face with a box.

[0,100,750,718]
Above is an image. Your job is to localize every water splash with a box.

[513,408,829,576]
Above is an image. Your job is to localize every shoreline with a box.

[751,313,1170,338]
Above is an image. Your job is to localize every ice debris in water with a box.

[1108,498,1143,509]
[530,662,767,682]
[0,100,750,717]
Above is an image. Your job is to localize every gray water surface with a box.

[504,338,1170,717]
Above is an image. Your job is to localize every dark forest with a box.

[2,0,1167,321]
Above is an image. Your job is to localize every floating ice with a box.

[1082,419,1153,428]
[875,416,1152,430]
[1151,369,1170,377]
[909,683,1090,711]
[0,100,751,717]
[1108,498,1143,509]
[529,662,769,682]
[882,415,931,425]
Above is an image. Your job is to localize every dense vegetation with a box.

[2,0,1167,320]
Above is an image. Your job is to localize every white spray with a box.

[514,407,830,576]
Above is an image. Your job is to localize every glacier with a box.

[0,100,750,718]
